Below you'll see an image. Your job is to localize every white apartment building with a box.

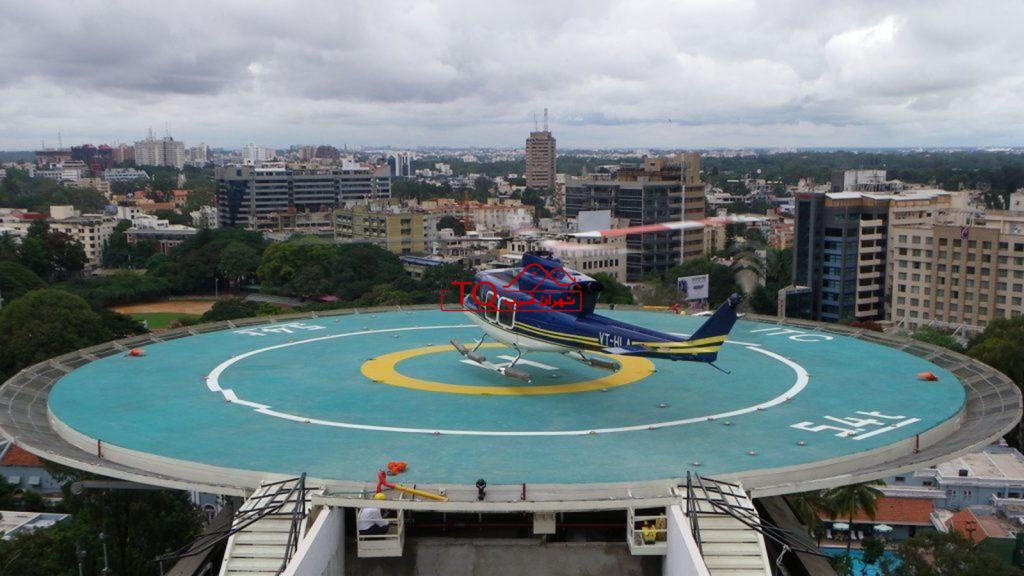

[503,235,628,283]
[47,206,117,267]
[134,135,186,168]
[242,144,275,165]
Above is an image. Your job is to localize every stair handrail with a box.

[154,475,310,565]
[692,474,824,558]
[278,472,308,574]
[685,471,703,554]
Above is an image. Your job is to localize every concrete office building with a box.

[681,152,706,260]
[890,210,1024,335]
[134,133,186,168]
[333,203,425,254]
[215,163,392,230]
[792,189,950,322]
[565,155,699,281]
[525,109,556,191]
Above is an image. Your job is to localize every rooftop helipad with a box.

[1,306,1018,511]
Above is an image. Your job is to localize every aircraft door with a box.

[497,296,516,328]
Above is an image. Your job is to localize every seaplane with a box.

[450,250,742,383]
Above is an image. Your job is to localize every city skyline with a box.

[1,1,1023,150]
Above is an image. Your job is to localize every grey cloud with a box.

[0,0,1021,148]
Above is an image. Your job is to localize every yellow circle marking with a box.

[361,343,656,396]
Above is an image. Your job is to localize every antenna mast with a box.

[543,108,549,132]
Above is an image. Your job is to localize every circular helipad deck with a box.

[2,307,1018,509]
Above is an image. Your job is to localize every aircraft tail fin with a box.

[683,293,742,361]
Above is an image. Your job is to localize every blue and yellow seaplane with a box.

[452,251,741,383]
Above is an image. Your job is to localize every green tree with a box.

[0,261,46,302]
[218,242,261,288]
[18,236,51,279]
[824,481,884,555]
[663,258,741,307]
[0,232,18,261]
[41,231,87,280]
[109,177,150,196]
[257,239,409,300]
[895,531,1023,576]
[103,220,157,269]
[786,491,829,540]
[436,215,466,236]
[592,272,634,305]
[911,326,966,353]
[966,317,1024,448]
[200,298,259,322]
[16,221,86,281]
[149,228,264,294]
[0,290,112,381]
[0,476,19,509]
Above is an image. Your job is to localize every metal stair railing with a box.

[684,471,703,554]
[691,475,824,558]
[278,473,307,574]
[153,475,310,571]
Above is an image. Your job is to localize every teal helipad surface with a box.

[48,310,966,486]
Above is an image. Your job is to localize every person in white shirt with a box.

[358,493,391,536]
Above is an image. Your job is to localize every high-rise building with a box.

[387,152,413,177]
[111,143,134,164]
[890,209,1024,336]
[681,152,706,260]
[565,156,694,281]
[134,132,186,168]
[189,144,209,164]
[792,189,952,322]
[525,109,556,190]
[215,163,392,230]
[242,144,275,166]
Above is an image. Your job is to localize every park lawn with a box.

[130,312,200,329]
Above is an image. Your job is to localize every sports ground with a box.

[45,309,974,490]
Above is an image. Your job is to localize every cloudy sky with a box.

[0,0,1021,150]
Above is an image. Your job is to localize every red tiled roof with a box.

[820,496,934,526]
[0,444,43,467]
[947,508,1014,543]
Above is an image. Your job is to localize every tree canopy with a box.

[436,214,466,236]
[0,261,46,302]
[592,272,634,305]
[894,531,1023,576]
[0,289,112,380]
[257,238,409,300]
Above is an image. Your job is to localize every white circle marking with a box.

[206,325,809,436]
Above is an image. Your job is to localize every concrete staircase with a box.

[687,479,771,576]
[219,478,309,576]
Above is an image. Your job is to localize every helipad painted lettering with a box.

[748,327,834,342]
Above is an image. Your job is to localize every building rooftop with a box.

[0,443,43,467]
[819,496,934,526]
[824,189,949,201]
[946,507,1018,543]
[934,446,1024,481]
[0,511,70,540]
